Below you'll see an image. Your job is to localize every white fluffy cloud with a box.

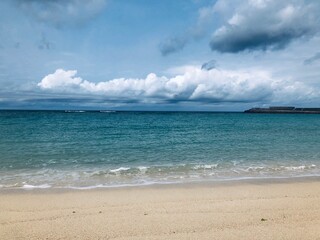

[38,69,82,89]
[38,67,318,104]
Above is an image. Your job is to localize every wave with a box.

[193,164,219,170]
[283,165,316,171]
[109,167,131,173]
[100,110,116,113]
[22,184,51,189]
[0,163,319,190]
[64,110,86,113]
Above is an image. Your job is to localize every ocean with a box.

[0,110,319,189]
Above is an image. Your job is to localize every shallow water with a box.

[0,110,319,189]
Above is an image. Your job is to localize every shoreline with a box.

[1,174,320,194]
[1,178,320,239]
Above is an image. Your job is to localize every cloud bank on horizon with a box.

[37,67,318,105]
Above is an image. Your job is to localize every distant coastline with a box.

[245,106,320,114]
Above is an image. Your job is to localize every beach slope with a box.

[1,181,320,240]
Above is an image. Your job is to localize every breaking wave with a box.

[0,162,319,190]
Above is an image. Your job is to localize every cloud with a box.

[15,0,107,27]
[159,0,223,56]
[38,67,318,104]
[160,0,320,55]
[38,33,54,50]
[210,0,320,53]
[304,52,320,65]
[159,2,218,56]
[159,36,188,56]
[38,69,82,89]
[201,60,217,71]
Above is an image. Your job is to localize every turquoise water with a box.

[0,110,319,189]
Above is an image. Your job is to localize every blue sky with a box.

[0,0,320,110]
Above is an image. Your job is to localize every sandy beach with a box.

[1,179,320,240]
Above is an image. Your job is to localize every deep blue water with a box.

[0,110,319,189]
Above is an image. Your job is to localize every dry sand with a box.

[1,180,320,240]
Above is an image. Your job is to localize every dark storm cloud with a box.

[210,0,320,53]
[159,0,320,55]
[210,29,312,53]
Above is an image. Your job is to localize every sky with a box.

[0,0,320,111]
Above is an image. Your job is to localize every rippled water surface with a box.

[0,110,319,189]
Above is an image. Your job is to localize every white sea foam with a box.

[284,166,306,170]
[138,166,149,174]
[284,165,316,170]
[232,160,242,166]
[138,166,148,170]
[22,184,51,189]
[68,184,105,190]
[1,162,319,191]
[109,167,130,173]
[68,181,158,190]
[246,166,265,172]
[193,164,218,170]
